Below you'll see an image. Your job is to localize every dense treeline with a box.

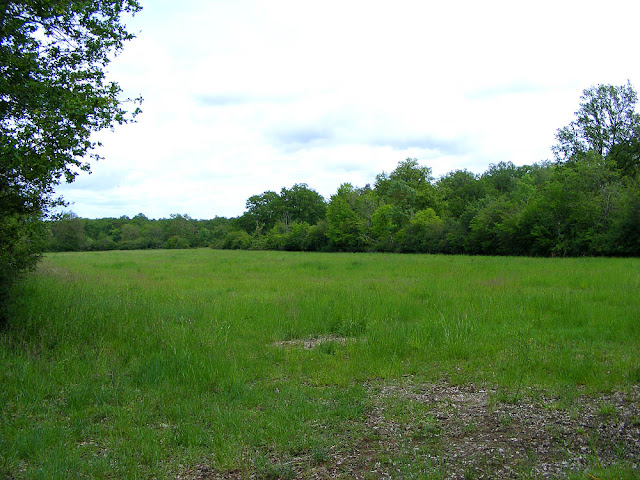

[47,155,640,257]
[46,81,640,257]
[47,213,230,252]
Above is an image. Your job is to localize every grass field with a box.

[1,249,639,478]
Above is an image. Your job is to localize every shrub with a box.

[163,235,190,249]
[221,230,252,250]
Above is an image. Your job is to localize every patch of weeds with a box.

[252,453,295,480]
[567,404,584,421]
[544,423,567,448]
[628,366,640,383]
[0,455,17,480]
[335,317,367,337]
[499,414,513,426]
[318,341,338,355]
[264,463,295,480]
[362,431,382,443]
[587,433,603,471]
[613,440,631,461]
[494,385,525,405]
[542,400,562,411]
[464,422,478,434]
[413,416,441,441]
[258,461,294,480]
[597,402,618,418]
[487,391,500,409]
[463,465,479,480]
[375,453,394,467]
[576,466,640,480]
[310,445,329,465]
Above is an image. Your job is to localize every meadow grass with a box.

[1,249,639,478]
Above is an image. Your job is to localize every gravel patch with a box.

[183,380,640,479]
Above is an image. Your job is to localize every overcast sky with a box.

[56,0,640,219]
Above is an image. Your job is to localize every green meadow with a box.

[1,249,639,478]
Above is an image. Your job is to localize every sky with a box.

[55,0,640,220]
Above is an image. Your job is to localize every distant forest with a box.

[47,82,640,257]
[47,154,639,257]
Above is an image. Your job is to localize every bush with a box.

[0,214,47,320]
[222,230,252,250]
[283,222,310,251]
[303,220,329,251]
[399,208,444,253]
[163,235,190,249]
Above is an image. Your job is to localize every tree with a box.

[609,127,640,178]
[279,183,327,226]
[604,181,640,255]
[0,1,142,311]
[303,220,329,251]
[326,183,368,251]
[283,221,310,251]
[516,153,621,256]
[553,82,640,162]
[162,214,197,247]
[244,184,327,232]
[437,169,485,218]
[370,204,401,249]
[222,230,252,250]
[245,190,281,231]
[48,211,87,251]
[399,208,443,253]
[375,158,439,216]
[120,223,141,249]
[480,161,529,195]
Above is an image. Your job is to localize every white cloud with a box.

[56,0,640,219]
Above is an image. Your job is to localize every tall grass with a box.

[1,249,638,477]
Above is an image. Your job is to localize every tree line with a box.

[47,154,639,257]
[46,82,640,257]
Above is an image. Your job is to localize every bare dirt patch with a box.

[272,335,354,350]
[358,381,640,478]
[183,380,640,479]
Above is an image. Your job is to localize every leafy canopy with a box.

[553,81,640,162]
[1,0,142,218]
[0,0,141,311]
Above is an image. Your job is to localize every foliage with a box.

[370,203,402,250]
[375,158,439,216]
[326,184,369,251]
[437,169,484,218]
[553,81,640,161]
[0,213,47,318]
[163,235,190,249]
[280,183,327,226]
[47,212,86,251]
[0,0,142,311]
[44,150,640,258]
[245,184,326,231]
[303,220,329,251]
[245,190,281,231]
[399,208,443,253]
[43,83,640,258]
[222,229,252,250]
